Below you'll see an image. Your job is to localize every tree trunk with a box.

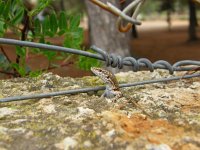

[167,10,172,31]
[60,0,65,11]
[188,0,198,41]
[85,0,130,58]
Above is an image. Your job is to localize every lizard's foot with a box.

[105,98,113,103]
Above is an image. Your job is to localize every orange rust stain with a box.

[103,111,186,145]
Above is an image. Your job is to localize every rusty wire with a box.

[88,0,144,32]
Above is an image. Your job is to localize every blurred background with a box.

[0,0,200,79]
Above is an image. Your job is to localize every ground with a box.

[131,20,200,63]
[0,70,200,150]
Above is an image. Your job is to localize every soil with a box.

[131,20,200,63]
[0,20,200,79]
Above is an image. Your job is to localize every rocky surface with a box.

[0,70,200,150]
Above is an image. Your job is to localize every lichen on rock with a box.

[0,71,200,150]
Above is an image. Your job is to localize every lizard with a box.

[91,67,152,117]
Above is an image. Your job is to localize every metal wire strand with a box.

[117,0,145,32]
[90,45,200,73]
[88,0,141,25]
[0,38,200,72]
[0,73,200,103]
[106,2,141,25]
[0,38,200,103]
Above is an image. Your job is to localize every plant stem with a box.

[16,11,29,64]
[0,70,15,76]
[0,46,12,63]
[0,46,20,77]
[15,11,30,77]
[43,61,73,72]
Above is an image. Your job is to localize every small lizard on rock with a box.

[91,67,151,117]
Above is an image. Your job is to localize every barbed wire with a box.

[0,38,200,102]
[90,46,200,74]
[0,38,200,74]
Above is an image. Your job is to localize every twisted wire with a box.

[0,38,200,73]
[90,46,200,74]
[0,38,200,103]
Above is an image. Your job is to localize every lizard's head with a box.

[91,67,112,83]
[91,67,119,89]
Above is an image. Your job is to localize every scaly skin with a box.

[91,67,122,100]
[91,67,152,117]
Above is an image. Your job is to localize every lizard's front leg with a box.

[100,86,121,102]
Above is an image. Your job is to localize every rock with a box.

[83,140,93,148]
[62,98,72,106]
[182,136,200,146]
[25,131,34,139]
[146,144,172,150]
[10,128,26,133]
[0,126,8,134]
[0,107,17,118]
[43,104,56,114]
[189,82,200,89]
[158,110,167,118]
[11,119,27,124]
[55,137,78,150]
[0,71,200,149]
[0,94,3,98]
[63,137,78,149]
[105,129,116,138]
[76,107,95,119]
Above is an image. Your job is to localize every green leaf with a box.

[29,70,43,77]
[0,1,5,16]
[10,0,20,14]
[42,50,57,61]
[3,0,11,20]
[39,37,45,43]
[64,26,83,49]
[78,50,102,71]
[54,56,65,60]
[0,20,4,37]
[49,13,58,34]
[69,15,81,31]
[58,12,67,33]
[12,8,24,25]
[29,0,52,17]
[42,16,50,35]
[34,18,41,35]
[30,48,41,54]
[16,46,26,58]
[11,63,26,77]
